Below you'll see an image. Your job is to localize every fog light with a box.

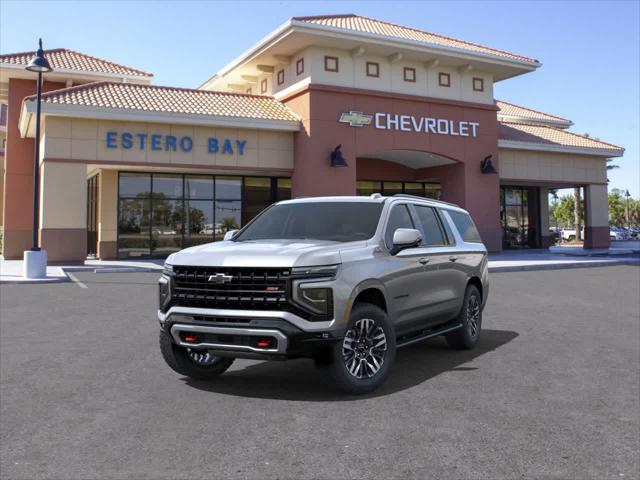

[183,334,199,343]
[256,338,273,348]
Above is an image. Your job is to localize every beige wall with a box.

[42,117,294,170]
[267,46,494,104]
[98,169,118,243]
[499,148,607,184]
[585,184,609,228]
[40,161,86,229]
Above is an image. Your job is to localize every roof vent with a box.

[370,193,382,199]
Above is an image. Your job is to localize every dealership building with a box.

[0,14,624,261]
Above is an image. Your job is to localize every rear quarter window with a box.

[448,210,482,243]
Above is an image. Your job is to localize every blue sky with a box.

[1,0,638,197]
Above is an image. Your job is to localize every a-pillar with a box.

[39,161,87,262]
[539,188,553,247]
[584,184,610,249]
[98,170,118,259]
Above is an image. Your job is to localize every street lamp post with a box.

[625,189,631,229]
[23,39,52,279]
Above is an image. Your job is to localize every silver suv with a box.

[158,194,489,394]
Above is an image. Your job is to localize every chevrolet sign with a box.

[338,111,374,127]
[339,111,480,137]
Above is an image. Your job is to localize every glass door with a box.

[86,175,99,257]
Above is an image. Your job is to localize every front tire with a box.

[446,285,482,350]
[159,330,234,380]
[326,303,396,395]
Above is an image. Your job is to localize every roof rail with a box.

[391,193,459,208]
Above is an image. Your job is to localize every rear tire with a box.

[159,330,235,380]
[325,303,396,395]
[446,285,482,350]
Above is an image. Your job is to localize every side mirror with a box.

[390,228,422,255]
[223,229,238,241]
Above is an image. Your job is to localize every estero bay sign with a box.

[105,131,248,155]
[339,111,480,137]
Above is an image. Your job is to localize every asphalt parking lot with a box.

[1,266,639,479]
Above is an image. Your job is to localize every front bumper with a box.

[158,306,340,359]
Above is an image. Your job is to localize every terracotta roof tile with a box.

[27,81,299,122]
[499,122,624,153]
[0,48,152,77]
[496,100,571,126]
[293,14,538,64]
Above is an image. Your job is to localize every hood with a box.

[166,239,366,268]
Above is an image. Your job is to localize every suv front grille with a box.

[171,266,291,311]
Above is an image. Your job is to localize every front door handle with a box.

[419,258,430,265]
[449,255,459,262]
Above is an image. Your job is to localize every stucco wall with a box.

[273,46,494,105]
[42,117,294,171]
[499,148,607,184]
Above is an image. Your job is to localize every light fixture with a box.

[480,155,497,174]
[26,39,53,73]
[330,144,348,167]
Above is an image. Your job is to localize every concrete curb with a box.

[489,259,640,273]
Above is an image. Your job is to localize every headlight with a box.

[291,264,339,278]
[162,263,174,276]
[295,287,333,315]
[158,275,171,311]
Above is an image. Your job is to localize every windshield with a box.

[234,202,383,242]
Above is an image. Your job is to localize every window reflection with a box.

[117,173,291,257]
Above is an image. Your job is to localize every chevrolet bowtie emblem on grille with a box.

[339,111,373,127]
[208,273,234,284]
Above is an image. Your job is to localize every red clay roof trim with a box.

[496,100,571,123]
[23,81,300,122]
[293,14,539,64]
[0,48,152,77]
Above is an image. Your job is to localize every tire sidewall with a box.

[159,330,234,380]
[328,303,396,394]
[460,285,482,347]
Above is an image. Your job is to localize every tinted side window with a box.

[414,206,446,246]
[385,204,414,249]
[449,210,482,243]
[437,208,456,245]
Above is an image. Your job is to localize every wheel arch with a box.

[353,287,388,312]
[467,276,483,301]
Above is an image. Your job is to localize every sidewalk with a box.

[0,257,163,284]
[488,249,639,272]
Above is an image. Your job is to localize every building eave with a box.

[498,139,624,158]
[497,114,573,129]
[19,100,301,138]
[199,18,540,89]
[0,61,153,83]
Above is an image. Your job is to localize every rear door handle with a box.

[449,255,459,262]
[419,258,430,265]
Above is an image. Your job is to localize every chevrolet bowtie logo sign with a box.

[338,111,373,127]
[208,273,234,284]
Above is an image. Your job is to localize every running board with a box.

[396,323,463,348]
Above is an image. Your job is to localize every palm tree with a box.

[606,158,619,182]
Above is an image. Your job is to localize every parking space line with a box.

[66,272,88,289]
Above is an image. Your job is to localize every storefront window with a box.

[501,186,538,249]
[276,178,291,201]
[243,177,272,225]
[118,197,151,257]
[382,182,403,196]
[357,180,441,199]
[356,181,382,196]
[117,173,289,257]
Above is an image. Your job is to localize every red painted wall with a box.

[2,78,66,259]
[283,85,502,251]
